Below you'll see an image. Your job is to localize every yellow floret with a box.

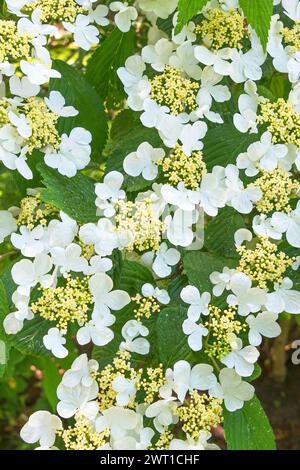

[132,293,161,321]
[24,0,85,23]
[0,20,32,62]
[31,275,92,331]
[257,98,300,147]
[17,193,58,230]
[58,412,109,450]
[195,8,248,50]
[156,144,207,190]
[150,65,199,116]
[281,23,300,52]
[115,198,165,253]
[237,236,294,289]
[175,391,223,440]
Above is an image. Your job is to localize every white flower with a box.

[8,111,32,139]
[20,60,61,86]
[169,41,201,80]
[11,225,45,257]
[182,318,209,352]
[282,0,300,21]
[225,164,262,214]
[227,272,267,316]
[89,273,130,318]
[112,375,137,406]
[11,253,53,295]
[123,142,164,180]
[210,267,236,297]
[161,360,217,403]
[145,397,178,433]
[237,132,288,176]
[79,218,120,256]
[7,0,29,16]
[120,320,150,355]
[57,381,99,420]
[164,208,198,247]
[3,291,33,335]
[110,2,138,33]
[252,214,282,240]
[140,98,169,129]
[143,242,180,278]
[161,183,200,211]
[266,278,300,314]
[50,243,88,276]
[198,169,228,216]
[77,315,115,347]
[17,9,57,38]
[89,4,109,26]
[234,228,253,248]
[84,255,113,276]
[9,76,40,98]
[43,328,68,358]
[141,283,170,304]
[271,202,300,248]
[246,311,281,346]
[0,210,17,243]
[47,211,78,249]
[210,368,254,412]
[142,38,174,71]
[137,0,178,19]
[45,91,78,117]
[194,45,232,76]
[179,121,208,156]
[229,35,265,83]
[20,411,62,447]
[170,431,220,450]
[44,127,92,177]
[233,80,260,133]
[117,55,146,94]
[62,354,99,388]
[180,286,210,321]
[63,15,99,51]
[95,171,125,217]
[221,336,259,377]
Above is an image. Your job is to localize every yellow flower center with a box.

[281,23,300,52]
[257,98,300,147]
[58,412,109,450]
[195,8,248,50]
[150,65,199,116]
[237,237,294,289]
[17,193,58,230]
[250,168,299,214]
[31,275,93,331]
[0,20,32,63]
[175,391,223,440]
[115,198,165,253]
[132,293,161,321]
[23,0,85,23]
[205,305,244,360]
[23,98,60,154]
[156,144,207,190]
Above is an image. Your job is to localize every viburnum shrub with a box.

[0,0,299,451]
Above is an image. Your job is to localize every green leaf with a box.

[86,28,135,104]
[240,0,273,51]
[156,305,193,367]
[41,358,61,412]
[203,124,259,172]
[50,60,108,160]
[0,278,10,377]
[118,260,154,295]
[224,395,276,450]
[176,0,210,33]
[38,162,98,224]
[183,251,237,294]
[12,316,51,357]
[205,207,245,258]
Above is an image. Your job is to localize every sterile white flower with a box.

[0,210,17,243]
[227,272,267,316]
[11,253,53,296]
[120,320,150,355]
[110,2,138,33]
[57,381,99,419]
[246,311,281,346]
[123,142,164,180]
[209,267,236,297]
[210,368,255,411]
[45,91,78,117]
[180,286,211,321]
[62,354,99,388]
[266,278,300,314]
[43,328,68,358]
[141,283,170,304]
[95,171,125,217]
[221,335,260,377]
[63,15,100,51]
[20,411,62,447]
